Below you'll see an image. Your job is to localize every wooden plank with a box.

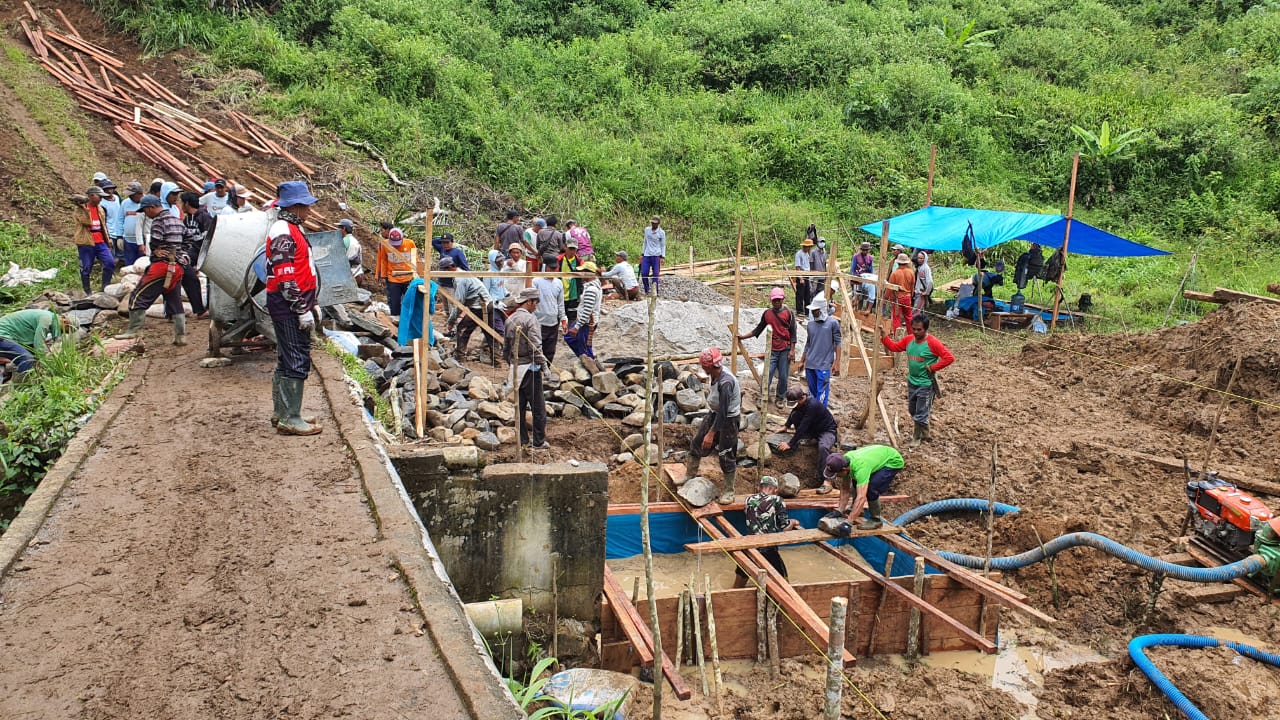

[818,543,997,653]
[684,526,900,553]
[608,494,910,516]
[1212,287,1280,306]
[434,286,502,345]
[55,8,84,39]
[602,567,693,699]
[880,536,1058,627]
[1184,541,1273,603]
[22,1,39,21]
[601,569,654,666]
[1182,290,1219,303]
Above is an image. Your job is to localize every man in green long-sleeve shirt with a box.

[0,309,67,377]
[824,444,904,530]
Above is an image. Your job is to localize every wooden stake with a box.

[846,581,859,661]
[689,245,694,277]
[1050,153,1080,333]
[731,219,744,375]
[755,569,768,664]
[1202,352,1243,470]
[865,551,894,656]
[704,574,724,715]
[906,557,926,659]
[551,552,559,664]
[690,578,709,695]
[757,327,771,469]
[641,291,663,718]
[823,596,848,720]
[766,601,780,678]
[925,144,937,207]
[55,9,83,39]
[861,222,890,439]
[415,206,435,439]
[675,588,687,668]
[979,442,998,636]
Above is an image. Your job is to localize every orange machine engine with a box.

[1197,484,1274,532]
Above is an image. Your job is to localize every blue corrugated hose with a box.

[893,498,1266,583]
[1129,634,1280,720]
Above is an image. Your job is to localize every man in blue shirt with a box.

[99,179,125,258]
[799,298,841,407]
[120,181,145,266]
[641,216,666,295]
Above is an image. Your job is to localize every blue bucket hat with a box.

[276,180,318,208]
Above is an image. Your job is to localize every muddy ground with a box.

[482,299,1280,718]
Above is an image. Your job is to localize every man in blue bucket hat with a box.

[266,180,323,436]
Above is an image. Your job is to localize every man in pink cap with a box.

[738,287,797,409]
[683,347,741,504]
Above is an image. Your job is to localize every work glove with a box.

[298,311,314,330]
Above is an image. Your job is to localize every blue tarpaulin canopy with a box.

[859,206,1169,257]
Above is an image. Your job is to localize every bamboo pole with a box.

[865,551,894,656]
[861,222,889,436]
[979,442,998,636]
[703,574,724,715]
[766,600,780,677]
[551,553,559,664]
[1050,153,1080,333]
[823,596,848,720]
[689,246,694,276]
[755,569,768,663]
[1202,352,1243,470]
[415,206,435,439]
[675,588,687,667]
[757,327,771,469]
[690,577,709,694]
[641,291,663,718]
[731,219,744,375]
[906,556,926,659]
[925,144,937,207]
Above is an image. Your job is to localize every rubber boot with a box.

[909,422,923,448]
[172,313,188,346]
[114,309,146,339]
[270,372,316,427]
[859,498,883,531]
[277,377,322,436]
[81,276,92,295]
[921,423,931,442]
[718,467,736,506]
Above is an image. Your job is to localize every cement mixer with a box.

[198,210,359,358]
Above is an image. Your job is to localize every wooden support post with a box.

[1202,353,1243,470]
[925,144,937,207]
[766,601,780,678]
[689,246,695,277]
[675,588,687,668]
[641,292,663,719]
[846,582,859,662]
[757,327,771,469]
[906,557,926,659]
[728,327,762,388]
[1050,153,1080,333]
[690,577,709,695]
[866,551,894,656]
[704,574,724,714]
[731,220,744,375]
[632,576,640,606]
[415,207,434,438]
[861,222,890,439]
[755,569,768,664]
[551,553,560,664]
[824,596,848,720]
[980,442,998,635]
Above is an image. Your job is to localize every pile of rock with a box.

[25,289,121,335]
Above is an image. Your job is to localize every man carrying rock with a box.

[683,347,741,505]
[777,387,838,494]
[798,298,841,407]
[823,445,904,530]
[439,256,491,358]
[732,476,800,588]
[737,287,796,409]
[504,287,551,450]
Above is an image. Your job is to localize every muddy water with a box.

[607,545,869,599]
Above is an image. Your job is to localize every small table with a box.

[984,311,1036,330]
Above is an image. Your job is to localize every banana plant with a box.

[1071,121,1146,160]
[936,18,998,49]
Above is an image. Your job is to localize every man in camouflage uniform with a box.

[733,476,801,588]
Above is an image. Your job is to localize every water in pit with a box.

[606,544,869,599]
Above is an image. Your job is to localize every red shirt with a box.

[87,206,107,244]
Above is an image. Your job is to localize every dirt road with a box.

[0,324,497,719]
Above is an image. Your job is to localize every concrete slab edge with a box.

[0,357,152,579]
[314,353,524,720]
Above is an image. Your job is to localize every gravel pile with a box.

[655,275,732,305]
[594,298,807,359]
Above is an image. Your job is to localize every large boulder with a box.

[675,388,704,412]
[477,401,514,423]
[621,433,645,452]
[592,371,623,395]
[677,476,720,508]
[474,432,501,451]
[779,473,801,498]
[469,375,496,400]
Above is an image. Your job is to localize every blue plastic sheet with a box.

[606,509,932,578]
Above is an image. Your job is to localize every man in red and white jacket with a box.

[267,181,322,436]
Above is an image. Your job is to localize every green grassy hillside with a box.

[95,0,1280,324]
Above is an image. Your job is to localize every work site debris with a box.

[1,263,58,287]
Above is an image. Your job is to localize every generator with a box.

[1184,475,1280,595]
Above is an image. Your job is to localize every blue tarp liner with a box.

[859,206,1169,257]
[606,509,934,577]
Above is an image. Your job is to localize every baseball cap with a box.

[565,239,578,249]
[86,186,105,196]
[92,172,108,182]
[125,181,144,194]
[769,287,785,300]
[615,250,628,259]
[203,181,216,192]
[337,219,354,229]
[138,195,163,209]
[823,453,850,479]
[517,287,541,303]
[533,217,546,228]
[440,233,455,243]
[214,178,227,187]
[100,179,116,190]
[438,256,456,270]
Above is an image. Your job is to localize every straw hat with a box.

[894,253,911,265]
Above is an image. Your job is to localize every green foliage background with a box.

[93,0,1280,323]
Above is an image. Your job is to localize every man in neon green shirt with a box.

[823,444,904,530]
[0,309,68,378]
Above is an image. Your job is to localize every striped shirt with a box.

[574,280,603,329]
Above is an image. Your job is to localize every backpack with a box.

[961,221,979,266]
[1045,248,1066,283]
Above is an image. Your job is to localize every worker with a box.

[823,444,904,530]
[566,219,593,261]
[798,298,841,407]
[564,261,602,370]
[120,181,146,267]
[777,387,838,493]
[502,244,528,298]
[0,309,69,379]
[640,216,665,294]
[850,241,876,310]
[74,188,117,295]
[737,287,796,409]
[683,347,741,505]
[376,227,417,320]
[913,250,933,318]
[178,192,211,319]
[199,178,231,214]
[230,185,256,213]
[495,210,525,254]
[732,475,801,588]
[525,218,543,271]
[532,272,567,366]
[809,231,828,301]
[503,286,551,450]
[558,239,583,325]
[536,215,565,270]
[435,233,469,271]
[887,252,915,334]
[602,250,640,300]
[114,195,188,345]
[99,179,125,259]
[337,219,363,279]
[793,236,813,313]
[880,314,954,446]
[264,181,323,436]
[439,256,491,357]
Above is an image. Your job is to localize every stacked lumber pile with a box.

[17,3,328,230]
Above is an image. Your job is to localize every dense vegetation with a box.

[94,0,1280,323]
